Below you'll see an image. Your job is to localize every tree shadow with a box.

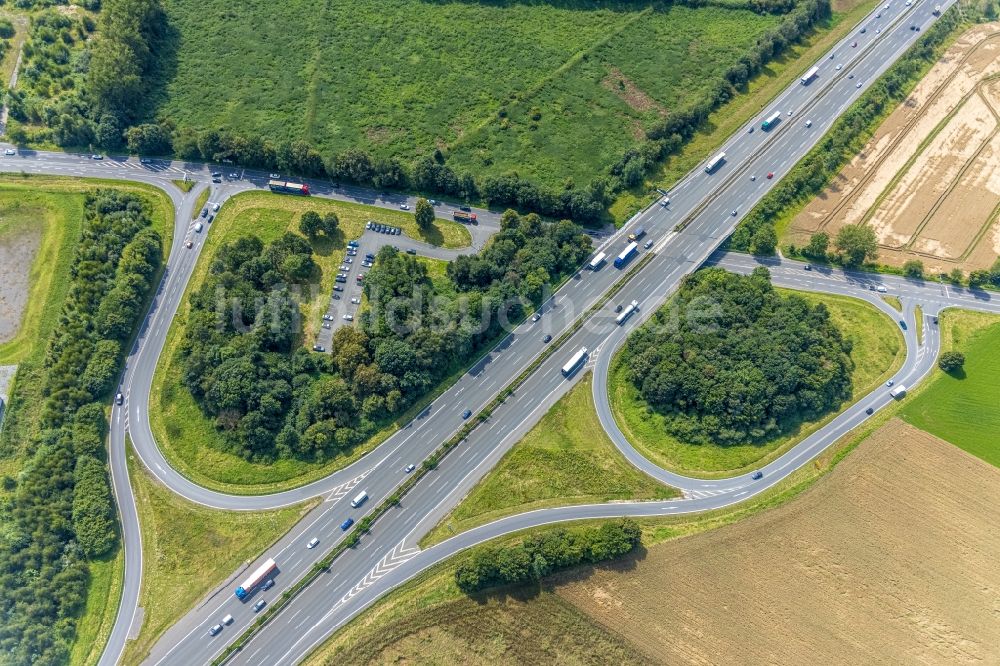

[415,223,445,248]
[141,6,181,124]
[943,367,966,380]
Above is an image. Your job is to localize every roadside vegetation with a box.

[153,205,588,490]
[0,189,163,664]
[424,374,676,545]
[731,3,978,256]
[902,309,1000,468]
[610,273,903,476]
[303,396,886,665]
[121,446,314,664]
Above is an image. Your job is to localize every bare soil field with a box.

[554,419,1000,665]
[0,224,41,343]
[787,24,1000,274]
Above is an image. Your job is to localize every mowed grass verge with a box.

[902,309,1000,468]
[122,442,315,665]
[608,288,904,477]
[303,394,884,666]
[149,191,469,493]
[423,374,677,546]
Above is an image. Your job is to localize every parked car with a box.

[323,314,335,321]
[351,297,361,304]
[343,314,354,321]
[322,322,331,329]
[366,221,373,230]
[406,248,417,255]
[269,173,280,179]
[91,154,104,160]
[212,177,222,183]
[312,344,325,352]
[200,208,208,218]
[194,222,204,233]
[211,171,222,178]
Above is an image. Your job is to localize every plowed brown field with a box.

[555,419,1000,664]
[787,24,1000,274]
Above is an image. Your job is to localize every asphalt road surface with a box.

[133,1,984,664]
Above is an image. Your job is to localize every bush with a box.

[455,520,642,593]
[902,259,924,279]
[938,351,965,373]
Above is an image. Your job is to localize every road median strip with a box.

[213,252,654,663]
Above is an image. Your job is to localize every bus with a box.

[561,347,588,377]
[704,152,726,173]
[801,66,819,85]
[761,111,781,131]
[615,300,639,325]
[614,242,639,269]
[588,251,607,270]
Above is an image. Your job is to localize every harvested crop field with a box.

[786,24,1000,274]
[554,419,1000,664]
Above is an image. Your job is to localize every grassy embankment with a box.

[149,191,470,495]
[608,289,904,478]
[423,374,677,545]
[192,186,210,218]
[902,309,1000,468]
[0,176,174,666]
[303,375,908,665]
[121,443,315,665]
[609,0,881,222]
[172,179,195,192]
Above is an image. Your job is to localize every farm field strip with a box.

[787,24,1000,273]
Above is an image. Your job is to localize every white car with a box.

[222,614,234,625]
[343,314,354,321]
[805,120,813,127]
[857,82,863,88]
[269,173,280,179]
[877,285,888,293]
[399,203,410,210]
[836,64,843,70]
[212,203,220,211]
[4,149,15,156]
[194,222,203,232]
[875,28,880,33]
[307,537,320,549]
[351,297,361,304]
[339,265,350,271]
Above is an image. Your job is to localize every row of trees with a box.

[795,224,879,268]
[731,7,962,253]
[622,267,854,445]
[455,520,642,593]
[178,210,591,462]
[0,190,161,664]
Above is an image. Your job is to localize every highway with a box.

[136,1,981,664]
[0,0,979,663]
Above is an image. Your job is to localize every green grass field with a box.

[159,0,781,189]
[608,288,904,477]
[902,310,1000,468]
[121,444,314,665]
[149,192,470,493]
[423,374,677,545]
[70,549,124,666]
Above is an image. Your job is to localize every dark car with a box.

[932,317,938,325]
[462,409,472,420]
[200,208,208,218]
[312,344,325,352]
[899,320,907,330]
[115,392,124,406]
[262,578,275,590]
[865,407,874,415]
[253,599,266,612]
[212,177,222,183]
[406,248,416,255]
[804,264,812,271]
[211,171,222,178]
[340,518,355,531]
[460,205,472,212]
[751,470,763,480]
[208,624,222,636]
[333,285,344,291]
[543,334,552,343]
[615,304,623,313]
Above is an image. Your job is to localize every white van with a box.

[351,490,369,508]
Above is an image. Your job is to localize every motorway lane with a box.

[148,1,964,662]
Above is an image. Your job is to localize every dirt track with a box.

[555,419,1000,664]
[787,24,1000,274]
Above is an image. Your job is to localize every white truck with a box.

[588,251,607,270]
[889,385,907,398]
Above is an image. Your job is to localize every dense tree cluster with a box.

[622,268,853,445]
[455,520,642,593]
[731,7,962,253]
[0,191,161,664]
[938,351,965,373]
[179,210,590,462]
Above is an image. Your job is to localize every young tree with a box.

[322,212,339,236]
[948,268,964,285]
[902,259,924,279]
[749,224,778,256]
[938,351,965,373]
[803,232,829,260]
[835,223,878,267]
[967,269,991,290]
[414,197,435,230]
[298,210,322,238]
